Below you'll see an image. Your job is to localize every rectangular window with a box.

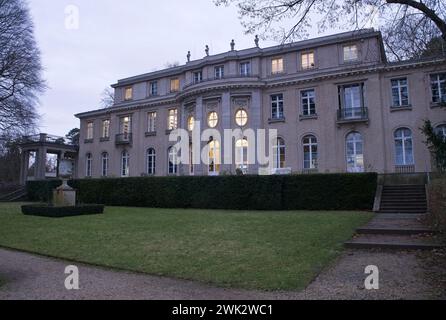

[271,58,284,74]
[149,81,158,96]
[193,71,203,84]
[119,116,132,134]
[170,78,180,92]
[86,122,94,140]
[271,94,284,119]
[214,66,224,79]
[391,78,409,107]
[301,89,316,116]
[101,120,110,138]
[124,86,133,101]
[339,84,365,119]
[301,52,315,70]
[240,62,251,77]
[147,112,157,132]
[343,45,359,62]
[431,73,446,103]
[168,109,178,130]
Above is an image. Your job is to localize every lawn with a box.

[0,203,372,290]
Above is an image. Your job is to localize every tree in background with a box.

[100,87,115,108]
[421,120,446,172]
[65,128,80,146]
[215,0,446,61]
[0,0,45,136]
[0,136,21,183]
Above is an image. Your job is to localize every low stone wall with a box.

[428,177,446,232]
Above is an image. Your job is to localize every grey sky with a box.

[29,0,330,137]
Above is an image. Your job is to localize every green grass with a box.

[0,203,372,290]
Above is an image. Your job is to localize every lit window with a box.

[391,78,409,107]
[215,66,224,79]
[101,120,110,139]
[119,116,131,134]
[271,58,284,74]
[208,111,218,128]
[85,153,92,177]
[431,73,446,103]
[235,109,248,126]
[271,94,284,119]
[301,52,315,69]
[346,132,364,173]
[86,122,94,140]
[121,151,130,177]
[343,45,358,62]
[101,152,109,177]
[301,89,316,116]
[147,148,156,175]
[188,116,195,132]
[147,112,157,133]
[208,140,221,175]
[170,78,180,92]
[124,86,133,100]
[394,128,414,165]
[193,71,203,84]
[240,62,251,76]
[168,109,178,130]
[168,147,178,175]
[303,135,318,170]
[149,81,158,96]
[235,138,249,174]
[273,138,286,169]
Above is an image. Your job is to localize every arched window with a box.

[273,137,286,169]
[208,140,221,175]
[394,128,414,165]
[303,135,318,169]
[346,132,364,173]
[235,109,248,127]
[435,124,446,141]
[187,116,195,132]
[208,112,219,128]
[235,138,249,173]
[121,151,130,177]
[168,147,178,175]
[101,152,109,177]
[147,148,156,175]
[85,153,92,177]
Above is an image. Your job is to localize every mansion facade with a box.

[75,29,446,178]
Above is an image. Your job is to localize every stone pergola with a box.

[18,133,78,185]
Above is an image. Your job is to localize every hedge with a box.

[22,204,104,218]
[26,173,377,211]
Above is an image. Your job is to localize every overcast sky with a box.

[29,0,332,137]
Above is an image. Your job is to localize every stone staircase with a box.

[378,185,427,214]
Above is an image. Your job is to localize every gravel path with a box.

[0,248,444,300]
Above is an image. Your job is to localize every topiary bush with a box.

[21,204,104,218]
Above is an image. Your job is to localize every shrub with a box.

[21,204,104,218]
[428,177,446,232]
[26,173,377,211]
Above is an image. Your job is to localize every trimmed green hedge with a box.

[26,173,377,211]
[22,204,104,218]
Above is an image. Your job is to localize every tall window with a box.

[303,135,318,170]
[189,142,194,175]
[235,109,248,127]
[147,148,156,175]
[168,109,178,130]
[301,52,315,70]
[273,137,286,169]
[346,132,364,173]
[431,73,446,103]
[101,120,110,139]
[121,151,130,177]
[208,140,221,175]
[85,153,92,177]
[271,94,284,119]
[187,116,195,132]
[240,62,251,77]
[394,128,414,165]
[301,89,316,116]
[193,71,202,84]
[271,58,284,74]
[339,84,364,119]
[343,45,358,62]
[148,112,157,133]
[215,66,224,79]
[391,78,409,107]
[435,124,446,140]
[235,138,249,173]
[170,78,180,92]
[87,122,94,140]
[168,146,178,174]
[208,111,218,128]
[124,86,133,100]
[149,81,158,96]
[101,152,109,177]
[119,116,131,134]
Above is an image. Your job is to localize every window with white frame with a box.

[86,122,94,140]
[119,116,131,134]
[193,71,203,84]
[240,62,251,77]
[235,138,249,173]
[121,150,130,177]
[215,66,224,79]
[85,153,92,177]
[301,52,315,70]
[170,78,180,92]
[346,132,364,173]
[101,152,109,177]
[235,109,248,127]
[167,109,178,130]
[435,124,446,141]
[273,137,286,169]
[168,146,178,174]
[394,128,414,165]
[303,135,318,170]
[338,84,365,119]
[391,78,409,107]
[271,94,284,119]
[301,89,316,116]
[149,81,158,96]
[101,120,110,139]
[146,148,156,175]
[208,111,219,128]
[147,112,156,133]
[343,45,358,62]
[208,140,221,175]
[271,58,284,74]
[431,73,446,103]
[124,86,133,100]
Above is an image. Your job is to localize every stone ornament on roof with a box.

[187,51,191,62]
[230,39,235,51]
[255,35,259,48]
[205,45,209,56]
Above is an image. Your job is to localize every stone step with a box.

[345,234,444,250]
[378,210,428,214]
[356,227,435,235]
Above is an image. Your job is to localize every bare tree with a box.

[215,0,446,60]
[100,87,115,108]
[0,0,45,136]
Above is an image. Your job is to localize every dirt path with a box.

[0,248,444,300]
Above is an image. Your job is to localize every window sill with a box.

[270,71,285,77]
[390,105,412,112]
[145,131,157,137]
[100,137,110,142]
[299,114,318,121]
[84,139,94,144]
[268,117,286,124]
[430,102,446,109]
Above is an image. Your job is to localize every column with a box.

[220,92,231,173]
[35,147,47,180]
[194,97,204,176]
